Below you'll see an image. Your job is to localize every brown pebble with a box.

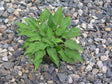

[105,27,111,32]
[64,13,72,17]
[0,24,6,33]
[8,16,14,22]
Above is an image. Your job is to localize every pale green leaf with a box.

[29,17,39,28]
[58,49,76,63]
[25,42,48,55]
[65,40,84,52]
[22,38,31,48]
[47,15,56,29]
[47,48,59,67]
[33,50,45,70]
[28,33,41,41]
[28,53,33,62]
[53,6,63,26]
[24,18,37,31]
[39,23,48,36]
[39,8,52,23]
[62,28,81,39]
[55,17,71,36]
[42,37,54,47]
[65,48,83,63]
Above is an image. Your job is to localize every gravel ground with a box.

[0,0,112,84]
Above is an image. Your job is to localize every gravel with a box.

[0,0,112,84]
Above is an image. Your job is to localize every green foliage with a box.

[15,6,84,70]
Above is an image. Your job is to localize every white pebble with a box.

[81,23,87,29]
[97,61,103,69]
[102,66,107,73]
[2,56,8,61]
[68,75,73,83]
[18,71,22,76]
[100,56,108,61]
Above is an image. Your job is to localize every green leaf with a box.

[15,22,29,28]
[24,18,37,31]
[24,42,48,55]
[33,50,45,70]
[55,38,63,43]
[64,40,84,52]
[28,53,33,62]
[47,15,56,29]
[22,38,31,48]
[55,45,63,51]
[28,32,41,41]
[39,8,52,23]
[47,48,59,67]
[53,6,63,26]
[62,28,81,39]
[56,17,71,36]
[39,23,48,36]
[46,28,54,40]
[58,49,76,63]
[42,37,54,47]
[64,48,83,63]
[29,17,39,28]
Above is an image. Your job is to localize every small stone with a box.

[0,10,4,16]
[64,13,72,17]
[100,56,108,61]
[58,73,67,82]
[7,8,14,13]
[13,10,19,16]
[81,23,86,29]
[106,70,112,78]
[95,48,99,54]
[43,72,52,80]
[47,80,54,84]
[94,38,100,41]
[101,66,107,73]
[0,6,4,11]
[10,78,15,82]
[35,0,40,4]
[28,73,35,81]
[8,47,14,52]
[87,74,94,81]
[67,65,74,70]
[8,16,14,22]
[5,75,12,81]
[2,11,8,17]
[71,74,80,81]
[68,75,73,83]
[6,30,13,33]
[13,50,21,58]
[97,61,103,69]
[92,69,99,75]
[0,24,6,33]
[78,9,83,16]
[85,65,92,72]
[2,56,8,61]
[18,71,22,76]
[2,62,14,69]
[77,2,83,8]
[105,27,111,32]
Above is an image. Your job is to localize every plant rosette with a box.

[16,6,84,70]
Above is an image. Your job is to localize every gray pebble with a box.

[58,73,67,82]
[13,50,21,58]
[2,62,14,69]
[87,74,94,81]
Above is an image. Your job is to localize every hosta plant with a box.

[16,6,84,70]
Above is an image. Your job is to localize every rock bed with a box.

[0,0,112,84]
